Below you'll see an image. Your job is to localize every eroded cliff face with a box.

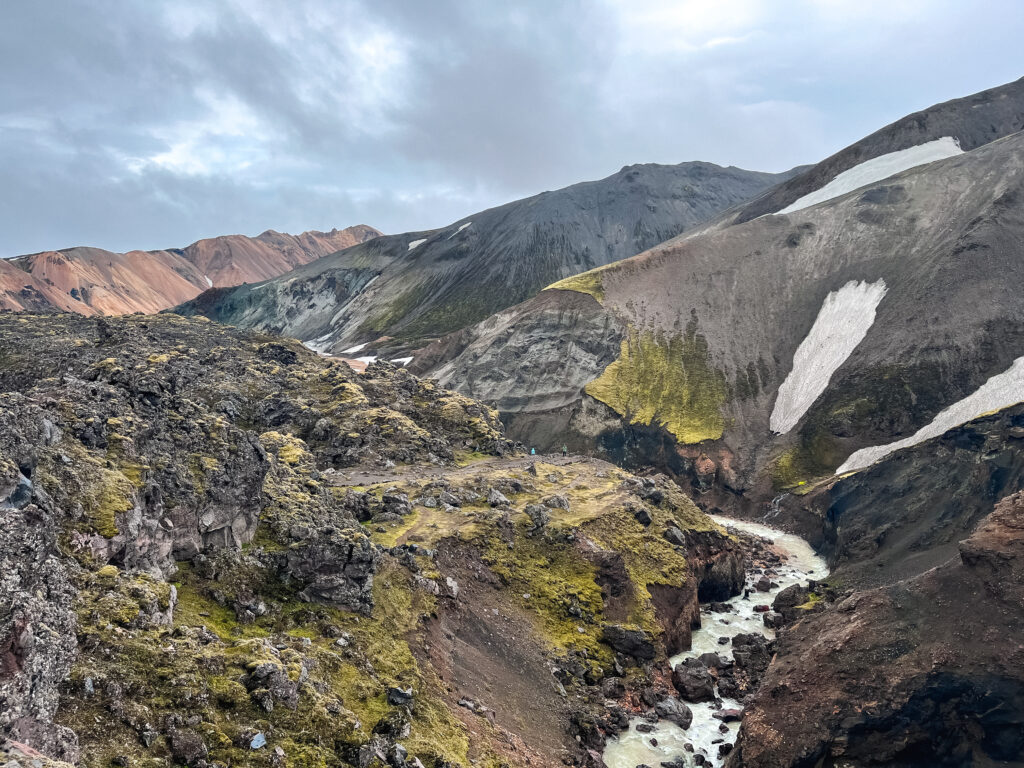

[729,490,1024,768]
[0,314,746,768]
[718,404,1024,768]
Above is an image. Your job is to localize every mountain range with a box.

[415,76,1024,510]
[175,162,799,353]
[0,225,381,315]
[2,75,1024,768]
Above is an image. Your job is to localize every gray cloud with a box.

[1,0,1022,255]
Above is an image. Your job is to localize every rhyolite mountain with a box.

[173,162,799,352]
[2,225,380,316]
[418,77,1024,512]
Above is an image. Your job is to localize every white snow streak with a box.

[770,279,888,434]
[302,333,334,355]
[390,356,413,366]
[777,137,963,215]
[340,343,368,354]
[355,356,378,365]
[837,356,1024,474]
[408,238,427,251]
[204,276,213,288]
[447,221,472,240]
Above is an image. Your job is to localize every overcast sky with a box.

[2,0,1022,256]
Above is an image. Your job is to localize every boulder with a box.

[655,697,693,729]
[543,494,570,511]
[524,503,551,530]
[663,527,687,546]
[487,488,511,507]
[671,659,715,703]
[601,625,656,660]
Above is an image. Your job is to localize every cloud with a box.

[0,0,1021,255]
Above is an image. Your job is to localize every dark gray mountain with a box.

[174,162,797,352]
[726,75,1024,224]
[418,79,1024,512]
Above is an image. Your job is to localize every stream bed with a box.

[603,517,829,768]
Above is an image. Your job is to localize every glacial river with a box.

[603,517,829,768]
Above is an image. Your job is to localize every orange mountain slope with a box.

[2,225,380,315]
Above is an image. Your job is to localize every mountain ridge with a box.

[1,225,381,316]
[173,161,800,353]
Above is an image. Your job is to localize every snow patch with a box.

[340,343,368,355]
[770,279,887,434]
[777,137,963,215]
[390,356,413,366]
[204,276,213,288]
[407,238,427,251]
[302,333,334,355]
[355,356,378,365]
[447,221,472,240]
[837,356,1024,474]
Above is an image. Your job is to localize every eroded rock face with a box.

[729,491,1024,768]
[0,407,78,763]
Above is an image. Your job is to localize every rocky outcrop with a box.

[0,406,78,763]
[729,491,1024,768]
[0,313,515,763]
[176,162,797,353]
[3,225,380,315]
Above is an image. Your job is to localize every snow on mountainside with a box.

[770,279,888,434]
[838,355,1024,473]
[420,126,1024,512]
[775,138,963,215]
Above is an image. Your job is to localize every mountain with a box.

[0,312,743,767]
[418,78,1024,510]
[173,162,799,353]
[1,225,381,316]
[730,405,1024,767]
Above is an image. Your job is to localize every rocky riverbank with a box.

[603,519,828,768]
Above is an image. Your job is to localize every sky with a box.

[1,1,1022,256]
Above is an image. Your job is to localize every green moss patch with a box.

[585,320,729,444]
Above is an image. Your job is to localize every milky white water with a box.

[776,136,963,215]
[603,517,828,768]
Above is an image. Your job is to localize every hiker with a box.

[561,444,568,457]
[530,447,536,455]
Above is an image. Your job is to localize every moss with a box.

[546,266,611,302]
[797,592,823,610]
[81,467,135,538]
[483,522,610,663]
[117,461,150,488]
[453,450,492,467]
[95,564,120,586]
[585,320,729,444]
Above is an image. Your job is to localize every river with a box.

[603,516,829,768]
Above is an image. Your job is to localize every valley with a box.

[2,73,1024,768]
